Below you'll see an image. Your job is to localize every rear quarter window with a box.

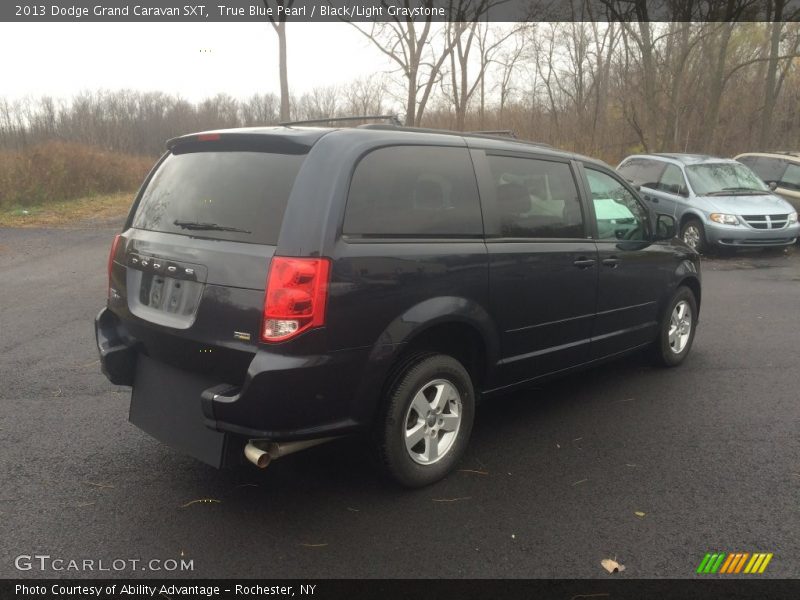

[343,145,483,237]
[132,149,306,245]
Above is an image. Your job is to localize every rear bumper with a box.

[95,308,371,452]
[705,222,799,247]
[95,308,138,385]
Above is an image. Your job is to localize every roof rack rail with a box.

[280,115,402,127]
[467,129,517,139]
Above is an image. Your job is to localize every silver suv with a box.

[617,153,799,252]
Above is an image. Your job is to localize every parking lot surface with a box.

[1,226,798,578]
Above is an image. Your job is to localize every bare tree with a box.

[263,0,294,121]
[349,0,493,126]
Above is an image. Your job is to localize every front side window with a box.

[585,168,649,241]
[746,156,788,184]
[617,158,665,189]
[779,163,800,191]
[486,155,584,238]
[685,163,770,196]
[343,146,482,237]
[658,164,688,196]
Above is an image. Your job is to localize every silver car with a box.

[617,153,799,252]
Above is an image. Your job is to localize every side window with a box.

[658,164,688,196]
[485,155,584,238]
[343,146,482,237]
[585,168,649,241]
[780,163,800,191]
[617,158,665,189]
[736,155,758,169]
[751,157,788,183]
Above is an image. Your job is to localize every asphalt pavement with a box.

[1,225,798,579]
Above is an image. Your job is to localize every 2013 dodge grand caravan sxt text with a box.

[96,124,701,487]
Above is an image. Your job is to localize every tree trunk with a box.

[759,3,784,148]
[277,22,290,122]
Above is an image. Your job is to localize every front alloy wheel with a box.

[668,300,693,354]
[652,286,698,367]
[680,218,707,254]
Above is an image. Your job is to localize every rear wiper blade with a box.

[173,220,252,234]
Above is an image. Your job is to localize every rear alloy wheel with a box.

[652,286,698,367]
[376,354,474,487]
[680,218,708,254]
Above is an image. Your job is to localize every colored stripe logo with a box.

[696,552,773,574]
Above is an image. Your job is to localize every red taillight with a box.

[261,257,331,342]
[197,133,221,142]
[107,234,121,283]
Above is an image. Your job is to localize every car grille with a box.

[741,214,789,229]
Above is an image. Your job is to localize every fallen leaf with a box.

[346,507,360,512]
[85,481,114,489]
[572,479,588,486]
[180,498,221,508]
[625,463,638,468]
[235,483,258,488]
[299,543,328,548]
[75,502,95,507]
[634,511,646,518]
[573,437,583,442]
[601,558,626,574]
[556,443,561,449]
[511,534,516,539]
[458,469,489,475]
[432,497,471,502]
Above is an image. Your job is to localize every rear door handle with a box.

[573,258,596,269]
[649,196,659,203]
[602,257,620,267]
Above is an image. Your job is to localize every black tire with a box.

[680,218,708,254]
[651,286,698,367]
[375,354,475,488]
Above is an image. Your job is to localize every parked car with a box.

[617,153,799,253]
[734,151,800,215]
[96,122,701,487]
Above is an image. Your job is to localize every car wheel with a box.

[680,218,707,254]
[376,354,475,488]
[651,287,698,367]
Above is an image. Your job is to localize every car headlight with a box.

[789,212,798,224]
[709,213,739,225]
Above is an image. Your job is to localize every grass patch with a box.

[0,192,135,228]
[0,141,153,209]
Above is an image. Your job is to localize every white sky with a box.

[0,22,396,102]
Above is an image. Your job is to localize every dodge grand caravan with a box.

[96,123,701,487]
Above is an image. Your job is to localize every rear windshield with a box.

[132,150,306,244]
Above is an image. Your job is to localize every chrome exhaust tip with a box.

[244,442,272,469]
[244,437,338,468]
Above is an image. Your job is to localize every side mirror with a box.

[654,214,677,241]
[767,181,778,191]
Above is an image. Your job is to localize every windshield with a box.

[685,163,769,196]
[132,149,306,244]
